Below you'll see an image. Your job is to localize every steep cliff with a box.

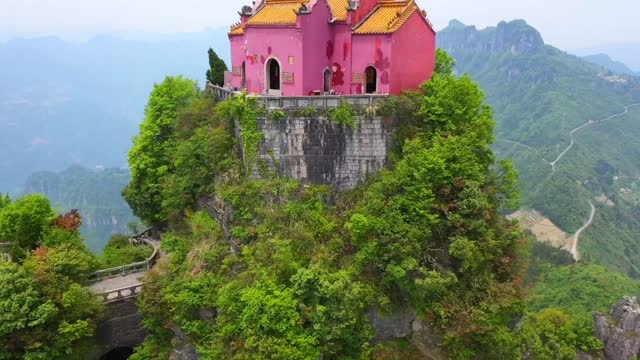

[595,297,640,360]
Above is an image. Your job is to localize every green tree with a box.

[0,261,103,360]
[42,228,84,249]
[518,309,601,359]
[123,76,200,226]
[0,194,10,210]
[161,96,236,221]
[24,244,98,287]
[206,48,228,86]
[99,234,152,269]
[0,194,55,261]
[0,262,57,346]
[435,48,456,75]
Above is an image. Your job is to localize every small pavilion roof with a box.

[246,0,311,26]
[353,0,420,34]
[327,0,350,22]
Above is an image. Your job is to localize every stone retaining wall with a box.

[255,115,395,190]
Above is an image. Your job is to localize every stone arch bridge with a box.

[88,229,161,359]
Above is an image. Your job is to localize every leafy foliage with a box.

[98,234,153,269]
[217,93,262,175]
[123,76,200,225]
[527,263,640,320]
[0,199,103,359]
[328,100,357,127]
[0,194,10,210]
[0,194,55,261]
[161,96,237,222]
[53,209,82,233]
[518,309,601,359]
[206,48,228,86]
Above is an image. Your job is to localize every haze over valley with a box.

[4,1,640,358]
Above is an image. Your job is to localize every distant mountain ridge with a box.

[574,43,640,73]
[0,29,229,194]
[582,53,637,75]
[439,19,544,55]
[439,19,640,277]
[22,165,138,252]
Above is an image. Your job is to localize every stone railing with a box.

[206,83,388,109]
[209,83,237,101]
[88,229,159,282]
[98,283,144,303]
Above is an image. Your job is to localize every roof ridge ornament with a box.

[239,5,254,16]
[297,3,311,14]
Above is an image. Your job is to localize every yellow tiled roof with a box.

[229,23,244,36]
[327,0,349,22]
[353,0,419,34]
[247,0,310,26]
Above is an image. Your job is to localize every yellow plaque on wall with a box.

[351,73,365,84]
[283,72,295,84]
[288,56,295,65]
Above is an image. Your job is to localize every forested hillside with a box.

[439,19,640,277]
[113,52,613,359]
[22,166,138,252]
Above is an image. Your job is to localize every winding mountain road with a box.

[495,139,538,151]
[550,103,640,171]
[570,201,596,261]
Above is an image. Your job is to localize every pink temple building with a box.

[226,0,436,96]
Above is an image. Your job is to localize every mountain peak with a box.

[439,19,545,55]
[447,19,467,29]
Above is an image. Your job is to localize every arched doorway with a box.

[323,68,332,93]
[241,61,246,89]
[365,66,377,94]
[100,347,134,360]
[266,58,281,94]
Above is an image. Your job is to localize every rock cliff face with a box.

[595,296,640,360]
[437,19,545,56]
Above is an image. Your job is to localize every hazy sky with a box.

[0,0,637,49]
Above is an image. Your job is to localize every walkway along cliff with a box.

[88,229,161,359]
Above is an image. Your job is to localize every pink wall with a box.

[300,1,333,94]
[229,35,245,89]
[351,34,393,94]
[227,0,436,96]
[330,23,352,95]
[390,12,436,94]
[240,26,304,95]
[353,0,378,26]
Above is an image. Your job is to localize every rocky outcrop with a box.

[372,309,447,360]
[594,296,640,360]
[168,325,199,360]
